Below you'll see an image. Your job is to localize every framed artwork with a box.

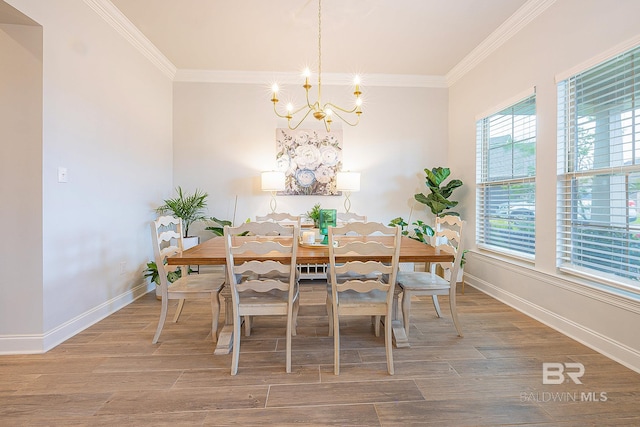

[275,128,343,195]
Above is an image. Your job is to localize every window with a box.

[476,94,537,256]
[557,45,640,288]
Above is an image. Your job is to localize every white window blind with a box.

[476,95,537,256]
[557,45,640,288]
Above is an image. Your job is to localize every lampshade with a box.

[336,172,360,192]
[261,171,285,192]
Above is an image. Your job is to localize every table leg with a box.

[391,288,410,348]
[214,284,234,355]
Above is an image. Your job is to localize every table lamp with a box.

[261,171,285,213]
[336,171,360,213]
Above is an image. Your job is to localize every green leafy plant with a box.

[460,250,469,267]
[143,261,182,286]
[414,167,463,217]
[205,216,233,236]
[389,217,435,243]
[305,203,322,227]
[156,187,208,237]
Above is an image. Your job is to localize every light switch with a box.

[58,167,68,183]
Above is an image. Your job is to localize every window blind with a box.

[557,45,640,288]
[476,95,537,256]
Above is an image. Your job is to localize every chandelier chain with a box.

[318,0,322,89]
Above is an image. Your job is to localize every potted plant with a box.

[143,260,188,299]
[156,186,208,249]
[204,216,233,236]
[414,167,463,218]
[388,217,435,242]
[305,203,322,228]
[143,261,182,286]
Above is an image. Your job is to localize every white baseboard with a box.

[0,282,154,355]
[465,274,640,374]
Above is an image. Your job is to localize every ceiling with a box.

[109,0,531,79]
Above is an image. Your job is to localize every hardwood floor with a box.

[2,282,640,426]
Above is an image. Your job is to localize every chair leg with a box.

[401,290,412,339]
[333,305,340,375]
[373,315,381,337]
[286,308,293,373]
[173,299,185,322]
[211,292,221,343]
[152,295,169,344]
[385,314,394,375]
[450,290,464,337]
[432,295,442,318]
[231,312,241,375]
[292,297,300,337]
[326,294,333,337]
[244,315,252,336]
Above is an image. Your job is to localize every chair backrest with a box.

[431,215,465,284]
[328,222,401,304]
[224,222,299,300]
[255,212,301,227]
[337,212,367,224]
[151,216,187,294]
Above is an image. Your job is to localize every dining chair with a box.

[395,215,466,338]
[150,216,225,344]
[255,212,301,227]
[337,212,367,224]
[224,221,300,375]
[327,222,402,375]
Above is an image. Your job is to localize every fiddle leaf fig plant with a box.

[414,167,463,217]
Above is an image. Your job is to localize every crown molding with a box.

[446,0,557,86]
[86,0,552,87]
[82,0,176,80]
[174,69,448,88]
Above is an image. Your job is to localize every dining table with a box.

[167,235,454,354]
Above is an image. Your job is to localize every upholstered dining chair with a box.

[395,215,466,338]
[327,222,401,375]
[224,221,300,375]
[150,216,225,344]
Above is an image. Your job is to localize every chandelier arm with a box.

[328,109,361,127]
[272,103,292,119]
[287,109,315,130]
[324,102,359,114]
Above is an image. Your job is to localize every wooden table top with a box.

[167,235,454,265]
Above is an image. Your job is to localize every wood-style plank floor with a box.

[2,282,640,426]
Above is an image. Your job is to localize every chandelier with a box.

[270,0,363,132]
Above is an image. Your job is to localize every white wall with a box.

[449,0,640,371]
[0,21,43,338]
[1,0,173,352]
[173,82,449,236]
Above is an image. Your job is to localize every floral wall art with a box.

[275,128,342,195]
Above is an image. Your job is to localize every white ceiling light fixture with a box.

[270,0,363,132]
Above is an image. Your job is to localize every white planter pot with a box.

[183,236,200,250]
